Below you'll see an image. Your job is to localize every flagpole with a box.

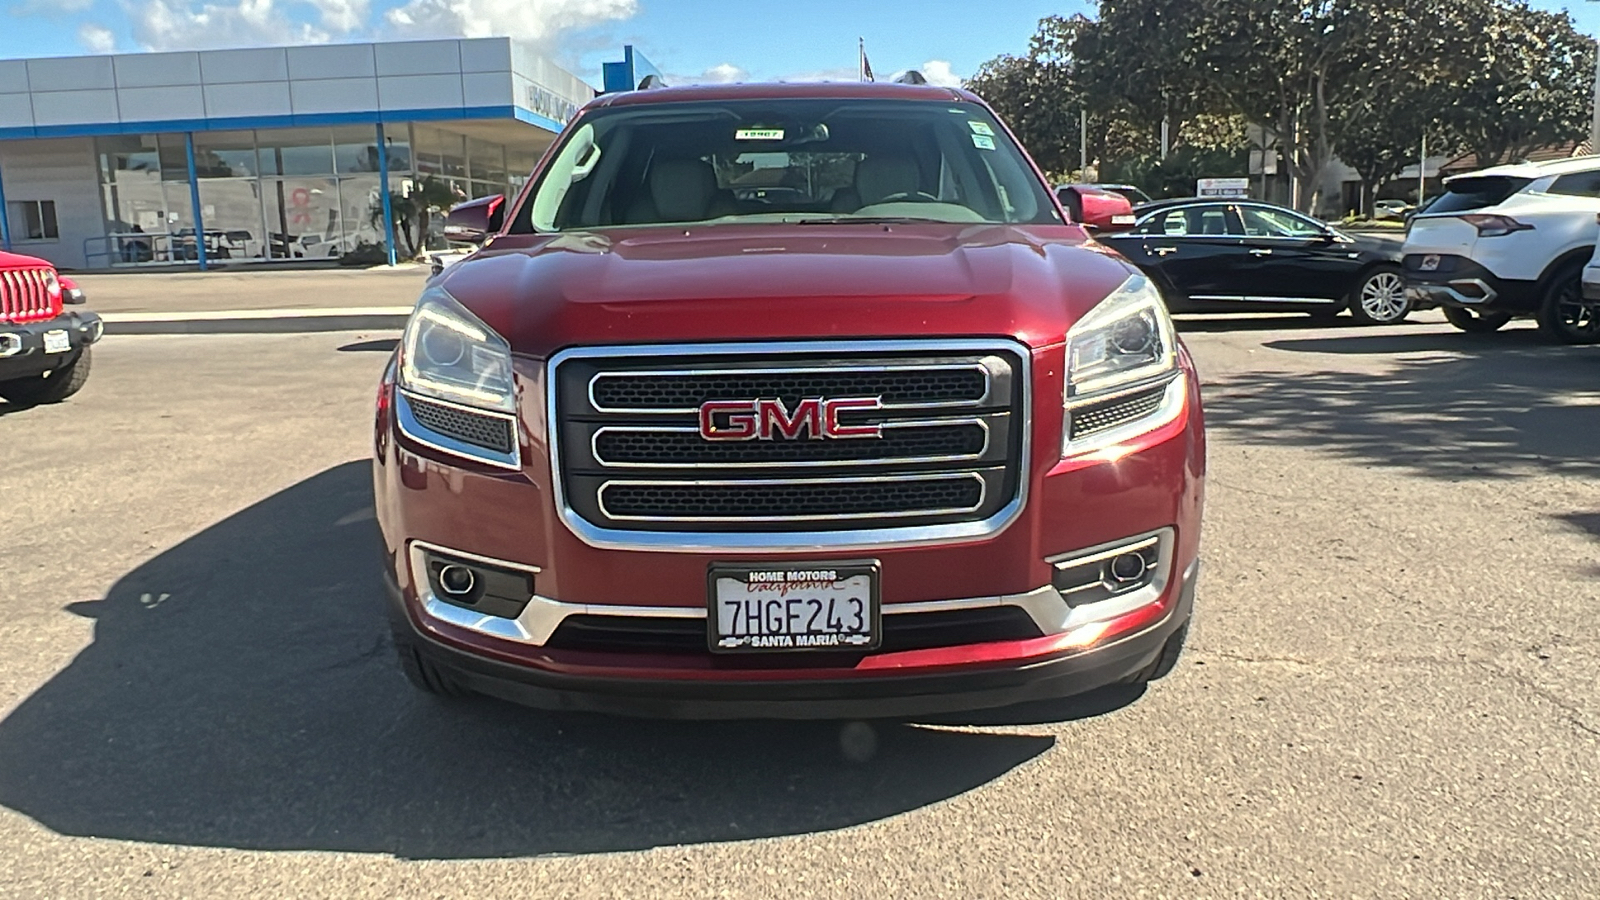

[859,38,865,82]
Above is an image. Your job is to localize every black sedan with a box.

[1100,199,1411,324]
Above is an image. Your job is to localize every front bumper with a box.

[375,340,1206,718]
[387,561,1197,719]
[0,310,103,380]
[1403,255,1537,312]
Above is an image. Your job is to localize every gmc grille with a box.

[551,341,1029,541]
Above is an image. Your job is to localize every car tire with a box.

[393,626,470,698]
[1535,262,1600,344]
[1348,266,1410,325]
[1442,306,1513,333]
[1130,623,1188,683]
[0,345,92,405]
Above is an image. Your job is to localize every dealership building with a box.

[0,38,598,270]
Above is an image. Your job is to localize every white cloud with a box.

[385,0,636,44]
[918,59,963,88]
[78,22,117,53]
[312,0,368,32]
[664,62,747,85]
[127,0,328,50]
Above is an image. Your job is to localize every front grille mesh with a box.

[592,369,987,409]
[558,346,1023,533]
[408,395,515,453]
[1070,384,1168,439]
[595,424,987,465]
[601,476,984,520]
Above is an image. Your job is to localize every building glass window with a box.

[259,128,335,177]
[9,200,58,240]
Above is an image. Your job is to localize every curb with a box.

[102,307,413,335]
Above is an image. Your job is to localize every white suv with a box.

[1403,157,1600,343]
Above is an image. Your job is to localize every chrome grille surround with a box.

[548,339,1032,552]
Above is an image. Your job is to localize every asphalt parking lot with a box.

[1,297,1597,898]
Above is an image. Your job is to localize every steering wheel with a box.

[874,191,941,204]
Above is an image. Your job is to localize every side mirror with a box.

[443,195,506,245]
[1071,188,1137,234]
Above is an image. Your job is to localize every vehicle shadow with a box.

[1205,333,1600,481]
[0,462,1061,859]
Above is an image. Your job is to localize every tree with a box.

[371,175,460,259]
[965,16,1084,177]
[1440,1,1594,168]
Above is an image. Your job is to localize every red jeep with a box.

[0,251,100,406]
[376,82,1205,718]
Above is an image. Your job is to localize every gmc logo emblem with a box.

[698,397,883,441]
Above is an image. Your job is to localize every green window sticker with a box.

[735,128,785,141]
[972,134,996,151]
[968,121,995,136]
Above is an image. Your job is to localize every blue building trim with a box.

[376,122,397,267]
[511,107,567,133]
[0,104,564,141]
[183,132,208,272]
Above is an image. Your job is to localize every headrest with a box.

[650,158,717,221]
[856,156,919,206]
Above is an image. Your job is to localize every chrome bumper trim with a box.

[1406,278,1498,306]
[409,530,1176,647]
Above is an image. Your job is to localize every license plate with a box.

[42,330,70,354]
[709,562,880,652]
[1419,254,1440,272]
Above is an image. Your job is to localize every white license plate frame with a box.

[42,330,70,354]
[708,561,881,653]
[1419,254,1441,272]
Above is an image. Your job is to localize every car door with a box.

[1235,204,1364,304]
[1107,203,1247,303]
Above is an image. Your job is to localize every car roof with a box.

[1447,155,1600,182]
[587,81,979,109]
[1133,197,1297,213]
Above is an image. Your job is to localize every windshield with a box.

[1426,176,1533,214]
[512,98,1060,232]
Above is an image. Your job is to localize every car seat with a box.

[831,155,920,212]
[627,159,737,224]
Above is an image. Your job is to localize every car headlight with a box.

[399,287,515,413]
[1063,273,1185,454]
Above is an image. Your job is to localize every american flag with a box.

[859,39,874,82]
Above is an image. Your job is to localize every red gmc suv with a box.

[375,82,1205,718]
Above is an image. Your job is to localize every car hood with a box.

[437,223,1138,358]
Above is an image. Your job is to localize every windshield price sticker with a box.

[710,563,880,652]
[968,121,995,136]
[735,128,785,141]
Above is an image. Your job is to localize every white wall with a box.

[0,137,101,270]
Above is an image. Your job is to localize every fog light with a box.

[438,564,477,597]
[1109,551,1147,583]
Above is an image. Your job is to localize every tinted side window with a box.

[1134,206,1234,236]
[1548,171,1600,198]
[1427,176,1533,213]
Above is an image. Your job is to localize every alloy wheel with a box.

[1357,271,1408,324]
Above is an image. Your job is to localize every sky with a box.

[0,0,1597,91]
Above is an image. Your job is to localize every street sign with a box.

[1197,177,1251,198]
